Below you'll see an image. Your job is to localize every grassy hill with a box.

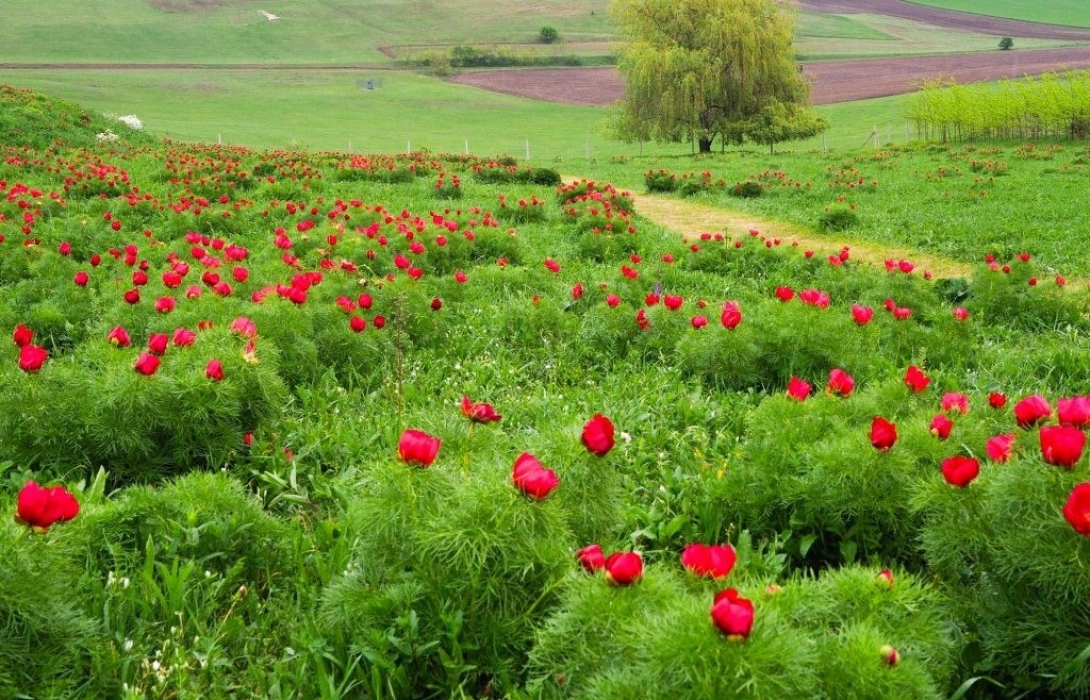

[0,0,613,64]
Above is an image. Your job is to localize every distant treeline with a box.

[905,70,1090,142]
[416,45,614,75]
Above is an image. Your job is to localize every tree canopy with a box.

[610,0,826,152]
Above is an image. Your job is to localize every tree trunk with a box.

[698,136,713,153]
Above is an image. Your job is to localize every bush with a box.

[818,204,860,232]
[644,170,678,193]
[730,180,763,198]
[539,26,560,44]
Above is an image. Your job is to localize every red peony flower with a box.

[18,344,47,373]
[461,395,501,423]
[1058,396,1090,428]
[430,297,442,311]
[720,301,742,330]
[941,455,980,487]
[147,333,169,356]
[690,315,708,330]
[681,543,737,580]
[711,588,754,640]
[664,294,683,311]
[544,259,561,273]
[349,316,367,333]
[851,304,874,326]
[930,414,953,440]
[1062,483,1090,536]
[576,544,606,573]
[107,326,131,348]
[604,551,643,586]
[880,645,900,667]
[799,288,830,308]
[941,392,969,415]
[952,306,969,321]
[12,324,33,347]
[154,296,175,314]
[397,429,440,467]
[230,316,257,338]
[786,376,812,401]
[877,568,895,589]
[827,368,855,398]
[74,271,89,286]
[571,283,583,300]
[1040,425,1085,469]
[986,433,1015,463]
[988,392,1007,409]
[582,413,615,457]
[133,352,161,376]
[172,328,196,347]
[15,481,80,531]
[511,452,559,500]
[904,365,930,393]
[606,294,620,308]
[205,359,224,381]
[1014,394,1052,429]
[870,416,898,451]
[774,286,794,302]
[123,288,140,305]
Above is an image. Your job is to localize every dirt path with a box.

[578,179,974,278]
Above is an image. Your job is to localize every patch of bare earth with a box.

[629,190,973,279]
[450,45,1090,106]
[798,0,1090,41]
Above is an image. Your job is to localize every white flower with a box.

[117,114,143,130]
[96,130,119,143]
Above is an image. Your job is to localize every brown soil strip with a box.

[450,45,1090,106]
[798,0,1090,41]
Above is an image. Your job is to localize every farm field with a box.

[4,79,1090,699]
[897,0,1090,29]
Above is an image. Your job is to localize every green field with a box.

[0,66,917,160]
[0,0,613,64]
[904,0,1090,29]
[796,13,1085,60]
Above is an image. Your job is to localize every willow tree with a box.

[610,0,823,153]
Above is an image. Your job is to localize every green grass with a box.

[0,69,658,160]
[797,12,899,40]
[796,13,1087,60]
[590,141,1090,275]
[0,68,919,162]
[903,0,1090,29]
[0,0,613,64]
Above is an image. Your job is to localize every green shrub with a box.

[730,180,763,198]
[323,459,575,697]
[818,204,860,232]
[644,170,678,193]
[0,526,106,698]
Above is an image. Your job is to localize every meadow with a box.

[6,1,1090,698]
[4,82,1090,699]
[905,0,1090,29]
